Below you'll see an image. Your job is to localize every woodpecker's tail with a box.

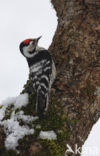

[36,90,48,118]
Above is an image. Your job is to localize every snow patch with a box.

[14,93,28,109]
[0,93,28,121]
[2,117,34,150]
[0,93,38,150]
[39,130,57,140]
[15,111,38,123]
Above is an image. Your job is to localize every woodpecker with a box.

[19,36,56,117]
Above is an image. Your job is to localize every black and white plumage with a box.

[19,36,56,117]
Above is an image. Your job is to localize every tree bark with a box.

[0,0,100,156]
[49,0,100,154]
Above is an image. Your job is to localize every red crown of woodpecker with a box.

[23,39,33,44]
[22,36,42,45]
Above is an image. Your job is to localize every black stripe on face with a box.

[28,49,36,54]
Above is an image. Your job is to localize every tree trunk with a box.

[49,0,100,155]
[0,0,100,156]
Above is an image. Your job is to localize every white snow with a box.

[0,93,38,150]
[0,93,28,121]
[14,93,28,109]
[0,93,57,151]
[39,130,57,140]
[2,117,34,150]
[15,111,38,123]
[0,97,16,121]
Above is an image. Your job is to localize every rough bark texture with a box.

[49,0,100,154]
[0,0,100,156]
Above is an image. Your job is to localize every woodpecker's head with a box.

[19,36,42,58]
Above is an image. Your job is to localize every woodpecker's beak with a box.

[37,36,42,41]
